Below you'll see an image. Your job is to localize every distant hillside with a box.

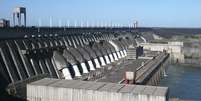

[153,28,201,38]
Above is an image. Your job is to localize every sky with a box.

[0,0,201,27]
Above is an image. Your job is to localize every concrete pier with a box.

[135,52,169,85]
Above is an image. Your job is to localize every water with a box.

[104,55,111,64]
[117,51,122,58]
[62,68,72,80]
[109,54,114,62]
[120,51,125,57]
[94,58,101,68]
[100,57,106,66]
[113,53,118,60]
[72,65,81,76]
[88,60,95,70]
[159,64,201,101]
[81,63,89,73]
[123,50,127,56]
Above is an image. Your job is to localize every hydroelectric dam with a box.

[0,27,183,101]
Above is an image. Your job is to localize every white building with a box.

[0,19,10,27]
[140,42,184,63]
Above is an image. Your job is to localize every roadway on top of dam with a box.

[96,52,169,84]
[0,27,152,39]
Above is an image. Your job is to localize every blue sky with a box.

[0,0,201,27]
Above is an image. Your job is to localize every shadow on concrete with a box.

[0,73,26,101]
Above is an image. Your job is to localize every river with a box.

[159,64,201,101]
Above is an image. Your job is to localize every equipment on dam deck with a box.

[136,46,143,56]
[126,45,137,59]
[0,19,10,27]
[126,45,143,59]
[124,71,135,84]
[27,78,169,101]
[122,61,137,84]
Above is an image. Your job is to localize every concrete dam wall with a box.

[0,27,171,101]
[0,27,144,98]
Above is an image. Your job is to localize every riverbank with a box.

[170,98,195,101]
[179,63,201,68]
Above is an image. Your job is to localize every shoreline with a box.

[178,63,201,68]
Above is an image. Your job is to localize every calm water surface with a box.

[159,64,201,101]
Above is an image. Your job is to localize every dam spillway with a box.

[0,27,170,101]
